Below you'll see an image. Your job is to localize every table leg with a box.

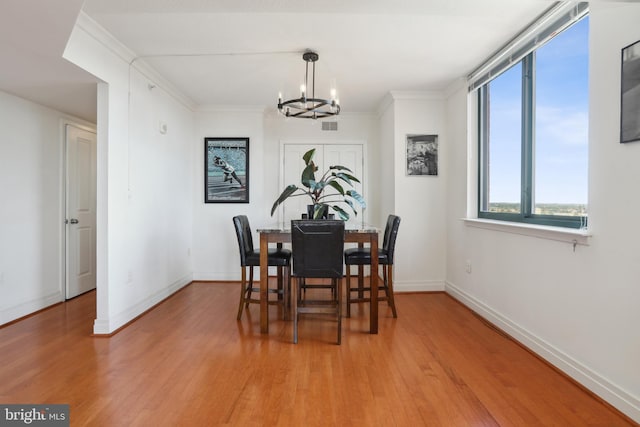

[277,242,283,300]
[370,234,379,334]
[357,243,364,298]
[259,233,269,334]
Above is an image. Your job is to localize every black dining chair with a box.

[232,215,291,320]
[291,219,345,344]
[344,214,400,318]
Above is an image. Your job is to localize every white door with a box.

[281,143,363,225]
[66,125,97,299]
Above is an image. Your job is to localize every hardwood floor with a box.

[0,281,635,426]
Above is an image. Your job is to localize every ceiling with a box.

[1,0,557,122]
[0,0,97,122]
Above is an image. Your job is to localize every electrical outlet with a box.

[127,270,133,283]
[465,260,472,274]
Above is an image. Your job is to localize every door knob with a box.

[69,219,79,224]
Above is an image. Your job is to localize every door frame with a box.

[61,120,97,300]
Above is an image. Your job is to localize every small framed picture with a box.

[204,137,249,203]
[621,39,640,143]
[406,134,438,176]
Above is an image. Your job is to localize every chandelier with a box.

[277,51,340,119]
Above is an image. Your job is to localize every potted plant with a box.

[270,148,366,220]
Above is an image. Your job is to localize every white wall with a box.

[64,15,194,334]
[378,97,396,226]
[444,3,640,422]
[192,108,266,280]
[0,91,91,324]
[382,93,448,292]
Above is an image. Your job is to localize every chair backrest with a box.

[382,215,401,264]
[291,220,345,279]
[232,215,254,267]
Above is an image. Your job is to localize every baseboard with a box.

[93,273,192,335]
[0,290,64,326]
[193,268,282,282]
[193,271,237,281]
[394,279,445,293]
[445,280,640,424]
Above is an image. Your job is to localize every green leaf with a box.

[270,184,299,216]
[329,165,353,173]
[326,180,345,195]
[331,205,350,221]
[312,180,327,192]
[301,163,317,188]
[346,189,366,208]
[302,149,316,165]
[343,198,357,214]
[335,172,360,185]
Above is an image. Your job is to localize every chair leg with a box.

[336,278,342,345]
[357,265,364,298]
[293,277,299,344]
[237,267,247,320]
[386,265,398,318]
[245,266,254,308]
[345,266,352,318]
[283,266,290,321]
[277,265,283,300]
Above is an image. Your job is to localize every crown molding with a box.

[73,11,196,111]
[74,11,136,64]
[196,104,267,113]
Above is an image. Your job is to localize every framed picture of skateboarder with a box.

[204,137,249,203]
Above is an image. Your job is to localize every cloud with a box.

[536,106,588,146]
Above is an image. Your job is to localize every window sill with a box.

[463,218,591,246]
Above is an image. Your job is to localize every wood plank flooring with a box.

[0,281,635,426]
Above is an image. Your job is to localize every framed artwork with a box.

[204,137,249,203]
[406,134,438,176]
[621,39,640,143]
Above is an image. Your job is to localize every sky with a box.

[487,17,589,206]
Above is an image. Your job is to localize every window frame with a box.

[477,24,588,230]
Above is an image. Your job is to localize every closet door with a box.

[280,143,363,225]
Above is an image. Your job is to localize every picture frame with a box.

[406,134,438,176]
[204,137,249,203]
[621,39,640,143]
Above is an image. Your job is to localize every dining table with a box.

[256,222,380,335]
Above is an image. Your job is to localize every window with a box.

[476,6,589,229]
